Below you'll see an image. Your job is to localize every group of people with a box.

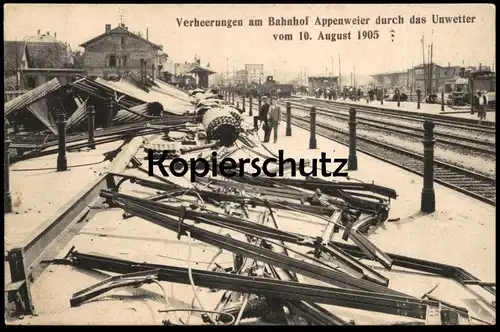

[253,95,282,143]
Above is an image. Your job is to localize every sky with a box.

[4,4,496,80]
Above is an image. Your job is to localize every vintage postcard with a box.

[3,3,495,325]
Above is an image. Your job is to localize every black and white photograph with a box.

[3,3,496,325]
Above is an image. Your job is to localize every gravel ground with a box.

[292,108,496,177]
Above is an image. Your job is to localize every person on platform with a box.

[277,88,282,100]
[258,96,271,141]
[479,90,488,122]
[267,96,282,143]
[473,90,480,116]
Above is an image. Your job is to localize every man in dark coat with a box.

[258,96,271,142]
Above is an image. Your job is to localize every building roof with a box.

[3,41,25,73]
[161,62,216,75]
[371,71,408,77]
[308,76,338,80]
[23,33,60,43]
[413,63,444,69]
[21,68,84,73]
[79,25,162,50]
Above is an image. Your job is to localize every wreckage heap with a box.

[4,83,495,326]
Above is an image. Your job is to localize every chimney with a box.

[37,30,40,35]
[146,28,149,41]
[448,62,450,67]
[54,32,57,38]
[47,31,50,36]
[105,24,111,33]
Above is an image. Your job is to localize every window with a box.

[26,76,37,89]
[109,55,117,68]
[121,37,126,45]
[122,56,127,68]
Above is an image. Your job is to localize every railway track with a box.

[300,97,496,133]
[242,98,496,206]
[285,101,496,156]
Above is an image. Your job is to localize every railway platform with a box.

[4,112,495,325]
[303,96,497,124]
[4,140,125,255]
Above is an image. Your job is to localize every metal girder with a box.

[104,196,409,297]
[102,179,391,286]
[107,172,337,216]
[5,136,146,316]
[100,190,306,243]
[214,175,394,214]
[330,241,496,297]
[57,251,437,320]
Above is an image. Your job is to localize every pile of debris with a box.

[5,80,494,326]
[41,137,493,326]
[4,77,248,163]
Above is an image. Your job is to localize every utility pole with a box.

[421,35,426,95]
[426,45,431,94]
[325,67,328,76]
[339,55,342,91]
[331,56,334,77]
[225,57,229,82]
[353,66,356,87]
[410,62,414,98]
[14,36,19,90]
[429,29,434,94]
[430,43,434,94]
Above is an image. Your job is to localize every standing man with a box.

[267,96,282,143]
[479,90,488,122]
[473,90,480,116]
[258,96,271,141]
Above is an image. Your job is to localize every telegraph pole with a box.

[427,45,430,95]
[421,35,426,95]
[331,56,334,77]
[430,31,434,94]
[339,55,342,91]
[14,36,19,90]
